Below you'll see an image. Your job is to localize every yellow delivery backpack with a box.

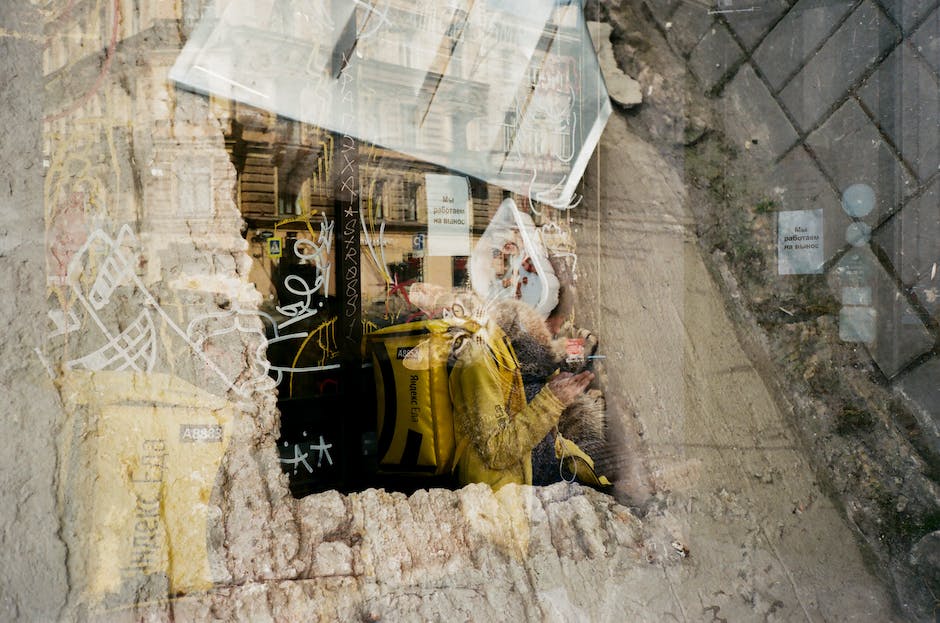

[366,319,465,476]
[366,317,612,488]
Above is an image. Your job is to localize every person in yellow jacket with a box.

[448,318,595,489]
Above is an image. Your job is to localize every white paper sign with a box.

[778,209,824,275]
[426,174,470,256]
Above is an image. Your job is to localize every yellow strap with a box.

[554,432,612,488]
[451,437,470,475]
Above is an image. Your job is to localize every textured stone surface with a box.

[880,0,939,34]
[664,2,714,56]
[779,0,900,131]
[875,178,940,285]
[642,0,680,24]
[753,0,856,91]
[897,359,940,457]
[0,6,68,621]
[689,22,744,91]
[721,0,790,51]
[806,99,914,224]
[859,42,940,182]
[911,7,940,76]
[589,21,643,108]
[720,62,798,159]
[828,247,934,378]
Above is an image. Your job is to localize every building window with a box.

[403,182,419,222]
[469,177,488,201]
[371,180,385,220]
[452,256,469,288]
[278,194,298,215]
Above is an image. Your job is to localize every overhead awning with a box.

[170,0,611,208]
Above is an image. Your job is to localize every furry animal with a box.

[487,298,605,446]
[407,285,608,485]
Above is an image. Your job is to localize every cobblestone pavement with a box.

[645,0,940,477]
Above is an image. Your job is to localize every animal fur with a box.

[406,285,608,474]
[487,299,605,446]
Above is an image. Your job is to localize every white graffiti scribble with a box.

[65,309,157,372]
[55,216,341,395]
[47,308,80,338]
[352,0,394,40]
[281,441,314,475]
[63,225,250,396]
[186,309,278,394]
[279,433,334,474]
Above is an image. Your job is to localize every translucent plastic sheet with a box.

[170,0,611,207]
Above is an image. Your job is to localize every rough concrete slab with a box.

[664,2,714,56]
[806,99,914,224]
[875,178,940,285]
[589,21,643,108]
[911,7,940,76]
[753,0,856,92]
[828,246,934,378]
[859,42,940,182]
[689,22,744,92]
[643,0,680,24]
[912,275,940,319]
[779,0,901,131]
[879,0,939,34]
[576,112,899,623]
[0,6,69,620]
[720,62,798,159]
[897,358,940,457]
[765,145,852,264]
[721,0,790,51]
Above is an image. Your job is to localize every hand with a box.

[547,370,594,406]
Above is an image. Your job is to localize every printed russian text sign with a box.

[426,174,471,256]
[778,209,824,275]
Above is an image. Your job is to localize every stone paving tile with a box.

[753,0,856,92]
[897,357,940,457]
[912,274,940,319]
[828,246,934,378]
[878,0,939,34]
[805,99,914,224]
[859,42,940,182]
[875,178,940,284]
[778,0,900,132]
[911,7,940,76]
[721,0,790,51]
[721,63,798,159]
[665,2,715,57]
[689,22,744,91]
[765,145,852,264]
[643,0,681,24]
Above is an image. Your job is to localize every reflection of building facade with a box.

[212,0,591,319]
[223,102,507,311]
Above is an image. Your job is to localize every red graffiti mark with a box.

[47,191,89,280]
[317,378,339,396]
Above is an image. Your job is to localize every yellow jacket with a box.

[448,322,565,488]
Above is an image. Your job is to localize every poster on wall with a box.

[425,174,471,257]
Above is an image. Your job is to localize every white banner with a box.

[426,174,471,256]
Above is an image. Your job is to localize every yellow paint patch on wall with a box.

[59,371,233,598]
